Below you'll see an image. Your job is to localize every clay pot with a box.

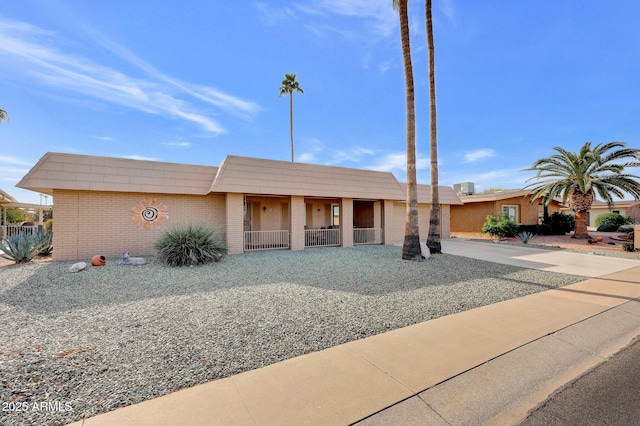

[595,237,603,243]
[91,255,106,266]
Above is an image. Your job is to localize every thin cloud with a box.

[439,0,458,26]
[0,17,259,134]
[462,149,496,163]
[368,152,430,172]
[0,155,34,166]
[161,142,191,148]
[297,140,377,165]
[257,0,397,43]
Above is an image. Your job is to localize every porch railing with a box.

[305,228,340,247]
[1,225,39,239]
[244,230,289,251]
[353,228,382,245]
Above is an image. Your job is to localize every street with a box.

[521,335,640,425]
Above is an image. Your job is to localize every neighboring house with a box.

[450,189,564,235]
[17,152,461,261]
[561,199,640,228]
[0,188,51,238]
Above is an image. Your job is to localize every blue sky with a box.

[1,1,640,205]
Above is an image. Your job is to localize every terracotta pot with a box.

[91,255,106,266]
[595,237,603,243]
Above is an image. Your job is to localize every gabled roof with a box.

[416,184,463,205]
[456,188,566,205]
[17,152,465,205]
[17,152,218,195]
[209,155,407,200]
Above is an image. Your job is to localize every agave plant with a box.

[515,231,535,244]
[32,231,53,256]
[0,234,46,263]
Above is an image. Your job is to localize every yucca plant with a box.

[0,234,46,263]
[154,223,227,267]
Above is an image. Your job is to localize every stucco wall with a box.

[451,196,561,234]
[53,190,226,261]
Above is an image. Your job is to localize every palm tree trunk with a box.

[289,92,294,162]
[425,0,441,254]
[570,189,593,239]
[397,0,421,260]
[573,211,590,239]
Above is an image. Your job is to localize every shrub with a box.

[617,224,635,233]
[622,242,635,252]
[622,230,636,252]
[595,212,626,229]
[537,223,553,235]
[0,234,48,263]
[481,214,519,238]
[543,212,574,235]
[597,223,618,232]
[155,223,227,267]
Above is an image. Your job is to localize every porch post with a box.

[383,199,395,245]
[341,198,353,247]
[290,196,305,250]
[226,193,245,254]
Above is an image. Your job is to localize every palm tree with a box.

[279,73,304,162]
[0,107,8,124]
[393,0,421,260]
[425,0,441,254]
[524,141,640,239]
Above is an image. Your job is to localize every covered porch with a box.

[0,201,51,239]
[234,195,390,253]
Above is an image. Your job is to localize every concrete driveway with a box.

[442,238,640,277]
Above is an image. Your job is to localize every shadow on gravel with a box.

[0,245,585,314]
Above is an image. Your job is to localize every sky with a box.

[1,1,640,205]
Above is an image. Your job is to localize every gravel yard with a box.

[0,245,587,425]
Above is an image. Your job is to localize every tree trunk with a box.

[425,0,441,254]
[397,0,421,260]
[289,91,294,162]
[573,210,590,239]
[569,189,593,239]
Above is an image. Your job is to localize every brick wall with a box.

[290,196,305,250]
[53,190,226,261]
[225,193,244,255]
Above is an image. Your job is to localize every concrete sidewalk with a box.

[71,243,640,426]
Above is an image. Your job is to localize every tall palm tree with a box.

[0,107,8,124]
[393,0,421,260]
[425,0,441,254]
[279,73,304,162]
[524,141,640,239]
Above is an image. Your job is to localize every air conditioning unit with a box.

[453,182,475,196]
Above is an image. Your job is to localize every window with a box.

[332,204,340,227]
[502,205,518,222]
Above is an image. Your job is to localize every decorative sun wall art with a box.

[130,198,169,230]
